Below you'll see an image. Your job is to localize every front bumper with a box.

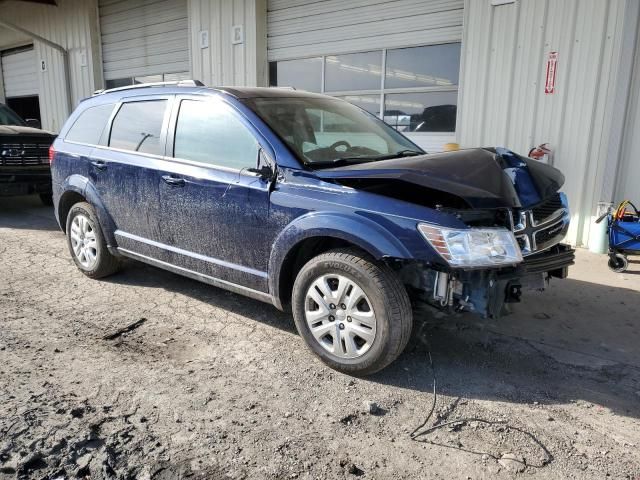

[0,169,52,196]
[411,243,575,318]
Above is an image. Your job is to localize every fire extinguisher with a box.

[528,143,552,164]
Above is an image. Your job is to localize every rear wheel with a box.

[608,253,628,273]
[292,248,412,376]
[66,202,120,278]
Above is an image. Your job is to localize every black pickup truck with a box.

[0,103,55,205]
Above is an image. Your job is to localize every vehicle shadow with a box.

[0,195,59,231]
[105,260,296,335]
[105,256,640,422]
[372,277,640,422]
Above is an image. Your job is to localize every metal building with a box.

[0,0,638,248]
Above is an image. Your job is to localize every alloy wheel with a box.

[69,213,98,269]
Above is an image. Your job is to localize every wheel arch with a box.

[269,212,412,310]
[57,175,117,247]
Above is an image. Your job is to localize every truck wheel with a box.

[66,202,120,279]
[292,248,412,376]
[608,253,628,273]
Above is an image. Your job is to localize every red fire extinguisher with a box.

[528,143,552,163]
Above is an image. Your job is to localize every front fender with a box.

[268,211,413,309]
[59,175,117,247]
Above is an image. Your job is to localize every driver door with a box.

[156,96,275,292]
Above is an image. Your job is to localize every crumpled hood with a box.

[315,147,565,209]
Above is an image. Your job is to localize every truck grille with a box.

[0,143,50,166]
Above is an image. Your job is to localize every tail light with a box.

[49,144,55,165]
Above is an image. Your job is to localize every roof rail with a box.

[93,79,205,96]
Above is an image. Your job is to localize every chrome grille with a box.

[531,193,564,224]
[0,143,50,166]
[512,193,570,256]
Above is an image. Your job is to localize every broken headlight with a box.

[418,224,523,267]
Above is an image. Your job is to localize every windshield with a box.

[246,96,423,168]
[0,104,26,126]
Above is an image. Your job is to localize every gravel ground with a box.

[1,195,640,480]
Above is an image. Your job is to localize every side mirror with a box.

[247,165,274,180]
[25,118,41,129]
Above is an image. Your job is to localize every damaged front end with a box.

[409,189,574,318]
[318,146,575,318]
[400,243,574,318]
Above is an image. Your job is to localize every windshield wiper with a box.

[374,149,424,160]
[308,156,379,168]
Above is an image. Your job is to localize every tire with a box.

[66,202,120,279]
[608,253,628,273]
[291,248,413,376]
[39,193,53,206]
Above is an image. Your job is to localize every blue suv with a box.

[51,81,574,375]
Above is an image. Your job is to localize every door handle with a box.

[91,160,107,170]
[162,175,186,187]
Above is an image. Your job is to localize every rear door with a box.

[157,95,273,292]
[91,96,172,250]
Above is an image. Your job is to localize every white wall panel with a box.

[457,0,631,247]
[0,0,102,132]
[189,0,267,87]
[99,0,190,80]
[1,47,39,98]
[615,13,640,205]
[267,0,464,61]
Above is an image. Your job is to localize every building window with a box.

[324,51,382,92]
[269,58,322,93]
[269,43,461,133]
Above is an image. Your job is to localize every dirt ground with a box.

[1,195,640,480]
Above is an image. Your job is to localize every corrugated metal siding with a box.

[267,0,464,61]
[615,13,640,205]
[0,0,102,132]
[457,0,629,246]
[1,47,39,98]
[189,0,267,87]
[99,0,190,80]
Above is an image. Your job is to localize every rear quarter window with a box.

[109,100,167,155]
[65,103,114,145]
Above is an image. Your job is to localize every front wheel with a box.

[291,248,413,376]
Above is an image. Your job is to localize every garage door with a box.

[267,0,464,152]
[267,0,463,61]
[99,0,190,84]
[1,46,38,98]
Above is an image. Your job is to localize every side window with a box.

[173,99,259,170]
[109,100,167,155]
[65,104,114,145]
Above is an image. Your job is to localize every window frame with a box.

[269,41,461,136]
[165,94,266,175]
